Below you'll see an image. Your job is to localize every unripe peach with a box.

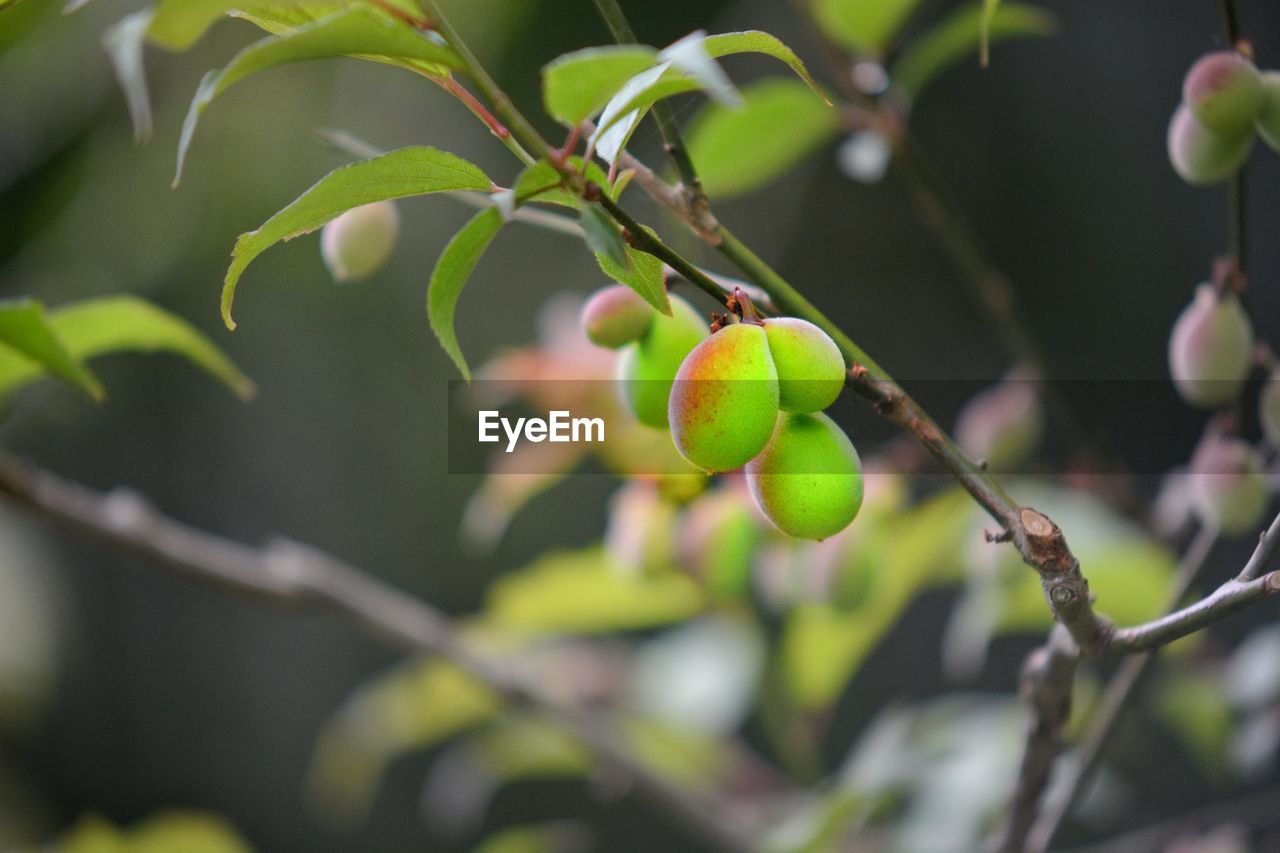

[1168,284,1253,408]
[616,295,708,428]
[1255,71,1280,152]
[580,285,653,349]
[1167,104,1254,185]
[745,411,864,540]
[1189,436,1268,534]
[954,370,1043,470]
[676,488,759,599]
[1183,51,1263,135]
[1260,370,1280,448]
[761,317,846,413]
[320,201,399,281]
[669,322,781,472]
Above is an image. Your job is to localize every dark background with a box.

[2,0,1279,849]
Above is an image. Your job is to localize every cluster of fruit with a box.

[581,284,864,540]
[1168,49,1280,185]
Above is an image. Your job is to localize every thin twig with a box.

[0,453,755,853]
[1023,524,1218,853]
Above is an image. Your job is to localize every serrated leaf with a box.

[541,44,659,125]
[577,203,628,271]
[595,237,669,315]
[427,207,504,382]
[0,299,103,401]
[223,146,491,329]
[813,0,922,54]
[703,30,828,103]
[0,297,255,403]
[891,2,1055,98]
[687,78,841,198]
[591,32,831,168]
[513,161,572,207]
[175,7,462,184]
[660,30,739,107]
[483,547,703,635]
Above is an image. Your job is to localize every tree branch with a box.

[0,453,755,853]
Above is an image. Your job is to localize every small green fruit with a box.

[1167,104,1254,185]
[1183,51,1263,134]
[320,201,399,281]
[1259,370,1280,447]
[581,285,653,349]
[1168,284,1254,408]
[762,317,846,413]
[1189,436,1268,534]
[617,295,707,428]
[676,488,759,600]
[1255,71,1280,151]
[745,411,864,540]
[669,323,780,472]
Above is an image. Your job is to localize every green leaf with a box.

[1155,670,1233,776]
[980,0,1001,65]
[483,547,703,635]
[427,207,504,382]
[780,490,973,709]
[541,45,659,125]
[307,657,500,821]
[577,203,629,270]
[891,2,1055,98]
[0,299,104,401]
[0,297,255,403]
[703,30,828,103]
[687,78,841,198]
[594,231,670,316]
[175,7,463,184]
[813,0,923,54]
[222,146,491,329]
[146,0,250,50]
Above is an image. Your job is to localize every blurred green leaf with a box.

[687,78,841,198]
[53,810,252,853]
[1156,670,1233,777]
[780,490,973,709]
[541,45,659,125]
[222,146,491,329]
[813,0,922,54]
[0,298,104,401]
[980,0,1001,65]
[103,9,157,140]
[175,6,462,184]
[577,203,629,271]
[484,547,703,635]
[307,657,500,821]
[427,207,504,382]
[474,823,590,853]
[891,2,1055,98]
[472,716,592,780]
[621,716,732,788]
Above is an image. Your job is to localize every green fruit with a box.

[320,201,399,281]
[762,317,846,413]
[669,323,780,472]
[1255,71,1280,151]
[1167,104,1254,185]
[617,295,707,428]
[1168,284,1254,408]
[581,285,653,349]
[676,489,759,600]
[745,412,864,540]
[1189,436,1268,535]
[1183,51,1263,135]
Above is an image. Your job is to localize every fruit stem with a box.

[731,287,763,325]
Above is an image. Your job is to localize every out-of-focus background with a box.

[2,0,1280,850]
